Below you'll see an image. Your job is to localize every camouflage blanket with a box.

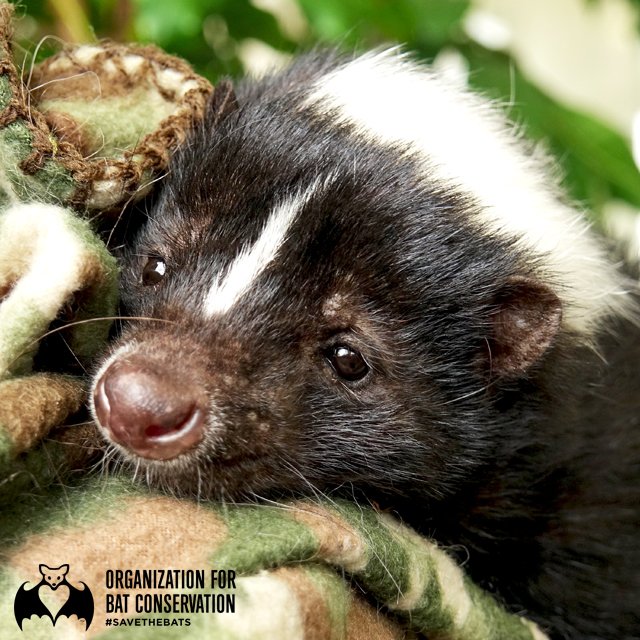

[0,476,548,639]
[0,4,549,638]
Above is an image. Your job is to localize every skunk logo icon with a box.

[14,563,94,630]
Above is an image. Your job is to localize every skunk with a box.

[90,50,640,639]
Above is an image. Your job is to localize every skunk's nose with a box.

[93,358,206,460]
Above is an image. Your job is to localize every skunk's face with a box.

[93,159,495,500]
[90,51,578,502]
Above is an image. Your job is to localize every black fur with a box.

[96,52,640,639]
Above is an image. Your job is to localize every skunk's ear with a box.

[207,78,239,127]
[488,276,562,377]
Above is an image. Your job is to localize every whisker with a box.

[5,315,176,371]
[24,35,67,119]
[59,333,88,375]
[103,171,169,249]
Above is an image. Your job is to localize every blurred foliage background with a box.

[8,0,640,233]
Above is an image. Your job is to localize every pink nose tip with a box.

[93,359,205,460]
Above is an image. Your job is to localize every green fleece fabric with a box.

[0,476,548,640]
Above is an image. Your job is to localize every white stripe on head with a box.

[304,49,631,340]
[203,177,331,317]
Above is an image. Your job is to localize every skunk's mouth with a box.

[95,420,310,502]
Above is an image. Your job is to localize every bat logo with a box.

[14,563,94,630]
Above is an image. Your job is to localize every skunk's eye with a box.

[325,344,370,381]
[142,257,166,286]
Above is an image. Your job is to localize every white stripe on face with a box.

[203,178,328,317]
